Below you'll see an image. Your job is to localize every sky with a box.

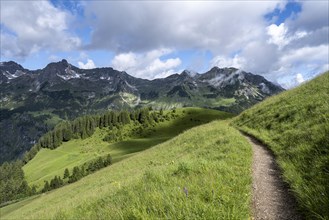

[0,0,328,88]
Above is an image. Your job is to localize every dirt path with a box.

[244,135,303,220]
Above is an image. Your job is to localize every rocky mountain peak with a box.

[0,61,25,73]
[181,70,198,78]
[45,59,70,71]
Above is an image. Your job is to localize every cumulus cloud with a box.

[78,59,96,69]
[267,23,307,49]
[1,1,327,86]
[84,1,279,53]
[111,53,138,71]
[84,1,327,84]
[296,73,305,84]
[211,55,246,70]
[111,49,182,79]
[267,23,289,49]
[0,1,80,59]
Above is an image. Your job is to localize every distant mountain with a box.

[0,59,284,163]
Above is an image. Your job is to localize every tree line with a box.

[22,108,168,163]
[0,161,36,205]
[42,154,112,192]
[1,108,174,205]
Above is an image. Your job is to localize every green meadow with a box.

[2,73,328,219]
[233,72,329,219]
[1,120,252,219]
[23,108,233,189]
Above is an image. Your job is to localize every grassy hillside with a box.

[233,72,329,219]
[23,108,233,189]
[1,120,252,219]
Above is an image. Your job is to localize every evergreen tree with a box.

[99,115,104,128]
[0,160,31,203]
[62,122,73,141]
[87,161,96,173]
[104,113,109,127]
[18,180,30,196]
[42,180,50,193]
[111,112,117,125]
[121,111,130,124]
[69,166,83,183]
[130,112,136,121]
[63,168,70,179]
[95,157,104,170]
[58,176,63,186]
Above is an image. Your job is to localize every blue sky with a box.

[1,0,328,88]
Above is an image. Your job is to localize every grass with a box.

[233,72,329,219]
[142,97,236,110]
[23,108,233,189]
[1,119,252,219]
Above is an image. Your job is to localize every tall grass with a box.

[1,120,252,219]
[233,72,329,219]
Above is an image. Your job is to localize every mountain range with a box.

[0,59,284,163]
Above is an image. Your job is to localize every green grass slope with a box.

[23,108,233,189]
[233,72,329,219]
[1,120,252,219]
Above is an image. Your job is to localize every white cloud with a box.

[211,55,246,69]
[111,53,138,71]
[267,23,289,49]
[267,23,307,49]
[111,49,182,79]
[78,59,96,69]
[287,1,329,32]
[279,45,328,66]
[85,1,328,85]
[85,1,279,53]
[1,1,328,87]
[0,1,80,59]
[296,73,305,84]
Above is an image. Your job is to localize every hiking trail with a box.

[244,135,303,220]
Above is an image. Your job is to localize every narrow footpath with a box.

[244,135,303,220]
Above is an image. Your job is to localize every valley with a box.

[0,72,328,219]
[0,61,283,163]
[1,119,253,219]
[1,1,328,219]
[23,108,232,189]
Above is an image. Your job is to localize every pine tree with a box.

[18,180,30,195]
[130,112,136,121]
[99,115,104,128]
[62,122,73,141]
[69,166,82,183]
[104,113,109,127]
[42,180,50,193]
[111,112,117,125]
[95,157,104,170]
[63,168,70,179]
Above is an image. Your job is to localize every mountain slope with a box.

[0,60,284,163]
[1,120,252,219]
[23,108,231,189]
[233,72,329,219]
